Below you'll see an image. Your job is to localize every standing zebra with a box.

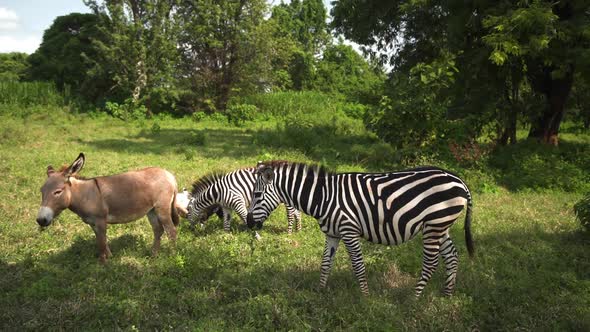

[247,161,474,296]
[187,167,302,235]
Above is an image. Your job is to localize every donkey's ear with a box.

[47,165,55,177]
[65,153,85,176]
[262,167,274,183]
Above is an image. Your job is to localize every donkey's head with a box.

[37,153,85,227]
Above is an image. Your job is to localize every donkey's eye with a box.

[53,189,63,196]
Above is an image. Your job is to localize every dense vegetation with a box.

[0,0,589,330]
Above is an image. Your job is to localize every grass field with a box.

[0,108,589,331]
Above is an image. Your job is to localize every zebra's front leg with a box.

[222,207,232,232]
[343,236,369,295]
[415,233,442,297]
[319,235,340,288]
[439,234,458,296]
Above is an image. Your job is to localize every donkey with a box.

[37,153,180,263]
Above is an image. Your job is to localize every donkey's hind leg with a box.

[155,205,178,244]
[147,210,164,256]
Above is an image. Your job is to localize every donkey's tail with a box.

[171,190,180,227]
[464,189,475,258]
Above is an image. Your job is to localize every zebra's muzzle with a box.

[246,213,256,229]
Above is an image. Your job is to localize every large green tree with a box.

[27,13,103,99]
[332,0,590,145]
[175,0,269,112]
[84,0,180,111]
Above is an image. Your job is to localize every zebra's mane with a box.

[190,172,229,196]
[264,160,330,177]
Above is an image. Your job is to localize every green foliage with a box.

[0,81,66,108]
[27,13,105,102]
[226,104,257,126]
[313,42,385,104]
[366,55,459,148]
[104,98,148,121]
[0,52,29,81]
[574,193,590,231]
[489,139,590,192]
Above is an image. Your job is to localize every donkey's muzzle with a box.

[36,217,51,227]
[36,206,54,227]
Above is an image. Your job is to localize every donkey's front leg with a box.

[91,220,110,263]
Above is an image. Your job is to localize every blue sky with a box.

[0,0,335,54]
[0,0,90,53]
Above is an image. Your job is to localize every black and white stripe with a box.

[247,162,474,296]
[187,167,302,234]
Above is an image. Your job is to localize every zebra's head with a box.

[247,162,280,229]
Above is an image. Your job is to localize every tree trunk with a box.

[528,66,574,146]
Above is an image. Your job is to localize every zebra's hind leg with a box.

[286,206,302,234]
[319,235,340,288]
[415,229,443,297]
[439,233,459,296]
[343,235,369,295]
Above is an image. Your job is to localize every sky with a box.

[0,0,336,54]
[0,1,85,53]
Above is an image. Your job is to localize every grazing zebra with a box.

[246,161,474,296]
[187,167,302,235]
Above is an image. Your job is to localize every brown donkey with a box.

[36,153,180,263]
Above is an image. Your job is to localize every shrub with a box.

[192,111,206,122]
[105,98,147,121]
[574,193,590,231]
[226,103,257,126]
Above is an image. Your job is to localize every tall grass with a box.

[0,81,68,107]
[235,91,343,117]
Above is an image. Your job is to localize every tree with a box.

[85,0,180,111]
[0,53,29,81]
[267,0,330,91]
[175,0,268,112]
[27,13,103,99]
[332,0,590,145]
[313,41,384,104]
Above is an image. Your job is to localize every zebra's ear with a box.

[255,161,265,174]
[262,167,274,184]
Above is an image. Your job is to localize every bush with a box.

[574,193,590,231]
[105,98,148,121]
[489,139,590,192]
[226,103,257,126]
[192,111,206,122]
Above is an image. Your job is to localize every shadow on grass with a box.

[77,125,393,170]
[1,222,588,330]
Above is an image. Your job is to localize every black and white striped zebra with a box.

[246,161,474,296]
[187,167,302,235]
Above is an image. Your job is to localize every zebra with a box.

[187,166,302,235]
[246,161,474,296]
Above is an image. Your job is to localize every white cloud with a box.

[0,7,19,31]
[0,35,41,54]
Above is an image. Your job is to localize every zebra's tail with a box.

[464,194,475,258]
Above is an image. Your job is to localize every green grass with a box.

[0,107,588,330]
